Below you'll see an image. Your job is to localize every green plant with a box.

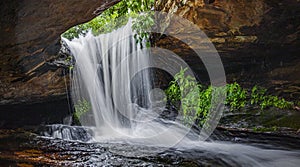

[132,12,154,48]
[195,86,212,126]
[165,68,199,125]
[165,68,199,102]
[225,82,247,111]
[74,99,91,122]
[165,69,295,127]
[165,68,224,126]
[251,86,265,105]
[251,86,293,109]
[62,0,155,46]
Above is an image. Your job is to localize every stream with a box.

[1,15,299,167]
[1,125,300,166]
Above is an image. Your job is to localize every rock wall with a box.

[155,0,300,100]
[0,0,120,104]
[0,0,299,104]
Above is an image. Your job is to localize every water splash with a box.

[42,124,300,167]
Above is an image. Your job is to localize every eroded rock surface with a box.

[155,0,300,100]
[0,0,299,104]
[0,0,120,104]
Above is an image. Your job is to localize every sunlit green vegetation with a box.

[73,99,91,123]
[250,86,294,109]
[165,68,206,125]
[225,82,247,111]
[165,68,225,126]
[165,68,295,127]
[62,0,155,45]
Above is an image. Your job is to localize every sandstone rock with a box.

[0,0,120,104]
[0,0,299,104]
[154,0,300,100]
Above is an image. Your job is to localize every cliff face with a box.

[155,0,299,46]
[0,0,120,104]
[155,0,300,100]
[0,0,299,104]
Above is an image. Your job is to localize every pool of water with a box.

[1,125,300,166]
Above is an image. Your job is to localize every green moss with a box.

[252,126,278,132]
[264,113,300,129]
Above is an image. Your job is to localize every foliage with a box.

[250,86,266,106]
[251,86,294,109]
[165,68,199,103]
[74,99,91,122]
[165,68,295,127]
[165,68,198,125]
[225,82,247,111]
[62,0,155,45]
[132,13,154,48]
[165,68,221,126]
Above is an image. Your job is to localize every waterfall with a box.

[57,20,300,167]
[64,19,192,146]
[65,20,146,133]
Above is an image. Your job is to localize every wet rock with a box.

[47,40,75,69]
[0,0,299,105]
[41,124,93,142]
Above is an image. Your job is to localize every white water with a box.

[63,20,300,166]
[64,20,196,147]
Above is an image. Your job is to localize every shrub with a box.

[165,68,295,127]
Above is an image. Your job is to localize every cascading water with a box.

[60,19,300,166]
[66,20,148,132]
[64,19,193,146]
